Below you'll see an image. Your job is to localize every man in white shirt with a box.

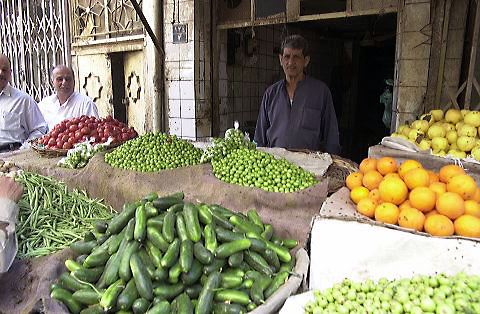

[0,177,23,274]
[0,54,48,152]
[38,65,99,130]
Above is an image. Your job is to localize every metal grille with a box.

[73,0,144,42]
[0,0,70,102]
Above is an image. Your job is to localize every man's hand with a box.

[0,177,23,202]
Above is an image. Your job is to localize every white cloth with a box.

[0,84,47,146]
[38,91,99,131]
[0,197,19,273]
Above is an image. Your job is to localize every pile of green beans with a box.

[15,172,114,259]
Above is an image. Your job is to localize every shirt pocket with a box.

[0,111,20,131]
[301,107,321,131]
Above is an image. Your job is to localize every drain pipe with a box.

[131,0,164,132]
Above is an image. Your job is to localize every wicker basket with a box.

[325,155,359,194]
[30,139,124,158]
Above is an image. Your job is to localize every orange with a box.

[356,198,377,218]
[379,177,408,205]
[436,192,465,220]
[374,202,400,224]
[464,200,480,218]
[399,200,412,211]
[369,189,381,204]
[426,209,439,218]
[376,157,398,175]
[384,173,401,180]
[454,215,480,238]
[403,168,430,189]
[424,214,455,236]
[398,207,425,231]
[446,174,477,200]
[409,187,436,213]
[346,172,363,190]
[350,186,370,204]
[439,164,465,183]
[429,182,447,197]
[359,158,377,174]
[428,171,440,184]
[398,160,423,179]
[473,188,480,202]
[362,170,383,190]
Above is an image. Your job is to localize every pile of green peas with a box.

[105,132,202,172]
[201,128,256,163]
[305,272,480,314]
[211,148,317,193]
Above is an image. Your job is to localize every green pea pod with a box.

[100,278,125,311]
[162,211,175,243]
[203,224,217,254]
[51,287,82,314]
[160,238,180,268]
[183,203,201,242]
[179,239,193,273]
[175,212,189,242]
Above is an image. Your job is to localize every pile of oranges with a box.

[346,157,480,238]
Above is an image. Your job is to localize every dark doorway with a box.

[110,53,127,124]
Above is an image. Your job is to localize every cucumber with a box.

[146,300,170,314]
[281,238,298,249]
[145,202,158,218]
[125,218,135,241]
[247,237,267,253]
[117,278,139,310]
[229,215,262,235]
[196,272,221,314]
[72,288,101,305]
[261,224,273,241]
[250,275,271,305]
[203,224,217,254]
[181,259,203,285]
[106,202,137,235]
[168,261,183,284]
[262,248,280,272]
[176,293,194,314]
[146,214,165,229]
[193,242,213,265]
[99,278,125,311]
[145,240,163,269]
[160,238,180,268]
[152,196,182,211]
[175,212,189,242]
[108,228,126,255]
[264,271,289,299]
[76,254,88,265]
[97,236,129,288]
[153,282,184,300]
[143,192,159,202]
[130,253,153,301]
[265,240,291,263]
[146,227,170,252]
[209,208,234,229]
[212,303,247,314]
[214,227,244,243]
[221,273,243,289]
[162,211,175,243]
[83,231,96,242]
[214,289,250,305]
[210,204,234,218]
[79,304,104,314]
[246,209,264,231]
[183,203,202,242]
[185,284,202,299]
[95,220,108,234]
[244,250,273,277]
[83,246,109,268]
[228,251,243,268]
[153,266,168,281]
[70,240,97,255]
[132,298,150,314]
[203,259,226,275]
[119,241,140,282]
[72,266,104,283]
[65,260,82,272]
[215,239,251,259]
[180,239,194,273]
[198,204,213,225]
[134,205,147,242]
[59,272,89,292]
[138,248,156,278]
[51,288,82,314]
[167,203,184,214]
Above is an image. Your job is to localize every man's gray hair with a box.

[280,35,309,57]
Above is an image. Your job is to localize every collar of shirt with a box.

[54,91,77,108]
[0,84,12,97]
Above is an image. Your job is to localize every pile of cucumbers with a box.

[50,192,298,314]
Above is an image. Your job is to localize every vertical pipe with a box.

[62,0,71,67]
[391,0,404,131]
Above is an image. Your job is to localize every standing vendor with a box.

[38,65,99,131]
[0,177,24,273]
[254,35,341,154]
[0,54,47,152]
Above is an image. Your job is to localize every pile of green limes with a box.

[105,133,202,172]
[201,128,256,163]
[211,148,317,193]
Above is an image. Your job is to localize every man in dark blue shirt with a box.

[254,35,341,154]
